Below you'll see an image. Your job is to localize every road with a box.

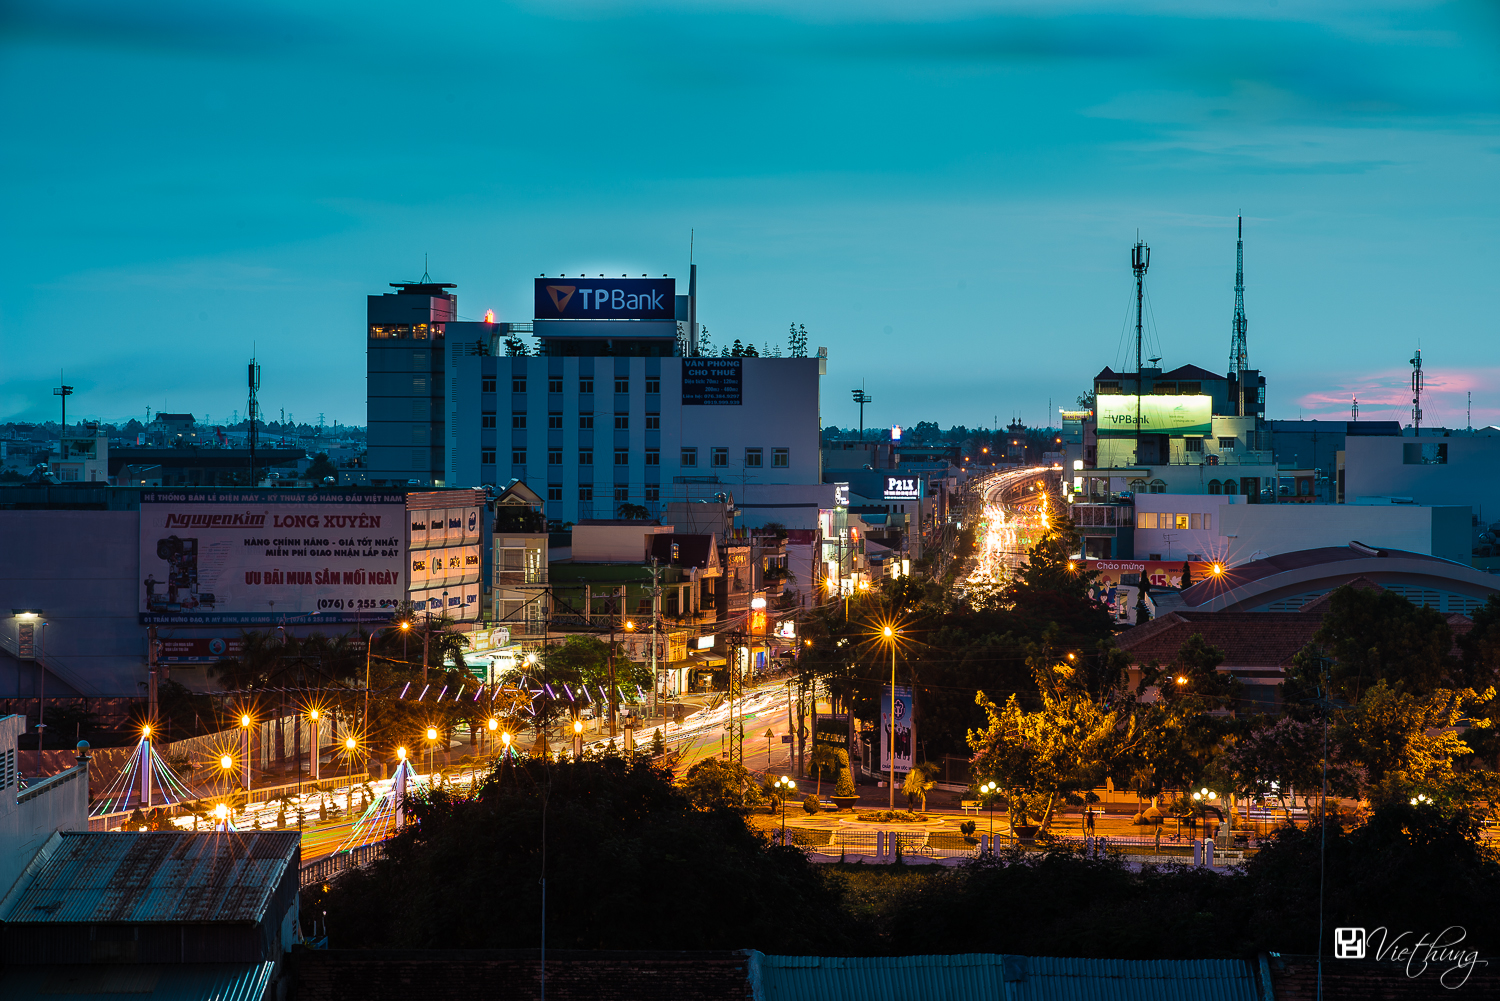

[963,465,1058,591]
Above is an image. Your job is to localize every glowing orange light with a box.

[484,309,496,323]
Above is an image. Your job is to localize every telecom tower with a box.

[1230,217,1249,415]
[247,357,261,486]
[1131,238,1150,457]
[1410,349,1424,435]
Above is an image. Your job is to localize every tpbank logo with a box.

[534,277,674,320]
[545,285,575,311]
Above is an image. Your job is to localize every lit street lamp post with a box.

[882,625,898,809]
[980,780,998,840]
[774,775,796,843]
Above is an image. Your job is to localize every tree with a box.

[903,761,938,812]
[1457,593,1500,690]
[698,325,713,355]
[1076,390,1095,409]
[731,339,744,357]
[809,745,840,798]
[680,758,764,812]
[1225,715,1354,811]
[1337,681,1495,799]
[305,452,338,482]
[1139,633,1240,710]
[1294,585,1457,700]
[650,727,666,756]
[617,502,651,521]
[788,323,808,358]
[968,651,1140,833]
[833,750,856,798]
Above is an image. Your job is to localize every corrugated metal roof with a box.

[0,961,277,1001]
[4,831,299,925]
[752,954,1259,1001]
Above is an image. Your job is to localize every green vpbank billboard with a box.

[1096,395,1212,436]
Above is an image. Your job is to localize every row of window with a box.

[548,487,663,503]
[481,447,791,468]
[483,413,662,430]
[1137,512,1213,531]
[481,377,661,395]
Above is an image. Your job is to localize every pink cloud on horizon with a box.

[1294,367,1500,427]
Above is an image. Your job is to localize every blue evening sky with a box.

[2,1,1498,431]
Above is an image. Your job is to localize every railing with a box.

[300,839,388,888]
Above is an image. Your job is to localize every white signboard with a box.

[139,490,406,624]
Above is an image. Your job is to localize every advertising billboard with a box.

[813,714,850,757]
[138,490,407,624]
[681,357,742,405]
[534,277,675,320]
[880,685,914,774]
[1086,559,1215,624]
[883,475,922,500]
[1096,395,1212,437]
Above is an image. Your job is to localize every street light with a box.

[426,726,439,775]
[214,802,229,829]
[773,775,797,842]
[880,623,898,809]
[573,718,584,760]
[239,713,253,794]
[308,708,321,782]
[980,780,999,838]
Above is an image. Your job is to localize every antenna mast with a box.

[1409,349,1423,435]
[248,357,262,486]
[1131,237,1150,457]
[1231,216,1249,416]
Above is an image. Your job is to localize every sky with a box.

[2,0,1499,432]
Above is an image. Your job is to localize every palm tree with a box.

[902,762,939,812]
[809,744,840,799]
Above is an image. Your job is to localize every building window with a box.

[548,449,563,465]
[772,448,789,467]
[745,448,763,468]
[681,447,697,468]
[712,447,728,467]
[579,450,593,465]
[548,378,563,394]
[579,487,593,501]
[1136,512,1154,529]
[512,378,526,393]
[1174,514,1189,530]
[614,414,629,430]
[1222,479,1237,495]
[645,378,660,394]
[481,413,496,428]
[1208,480,1221,494]
[615,487,630,502]
[481,378,496,393]
[481,449,496,465]
[579,378,593,394]
[512,413,526,429]
[645,487,659,503]
[614,449,630,465]
[1149,479,1167,493]
[645,449,660,466]
[548,413,562,429]
[1217,437,1237,450]
[548,486,563,501]
[512,449,527,465]
[615,378,629,394]
[645,414,660,430]
[1185,437,1203,453]
[579,414,593,429]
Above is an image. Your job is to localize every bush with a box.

[834,750,856,798]
[803,794,821,815]
[857,810,924,823]
[960,820,977,837]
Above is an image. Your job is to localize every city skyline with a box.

[2,1,1497,430]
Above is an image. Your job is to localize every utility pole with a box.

[727,629,745,767]
[147,626,159,729]
[1230,216,1249,416]
[1131,238,1150,463]
[648,560,662,719]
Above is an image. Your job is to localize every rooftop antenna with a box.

[1230,216,1249,415]
[1351,396,1359,421]
[248,352,262,486]
[1409,348,1423,435]
[1467,391,1472,432]
[421,254,431,283]
[1131,236,1151,455]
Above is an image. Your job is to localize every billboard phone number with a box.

[317,597,405,611]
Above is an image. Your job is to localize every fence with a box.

[299,840,388,889]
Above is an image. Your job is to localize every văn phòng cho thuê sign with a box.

[681,357,742,405]
[138,490,407,624]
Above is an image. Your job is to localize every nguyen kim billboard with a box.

[1096,395,1213,436]
[534,277,675,320]
[139,490,406,624]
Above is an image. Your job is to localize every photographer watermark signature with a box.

[1335,926,1487,988]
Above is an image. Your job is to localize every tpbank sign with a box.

[534,277,676,320]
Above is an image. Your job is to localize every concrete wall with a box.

[1345,435,1500,524]
[1134,494,1470,566]
[0,511,142,697]
[0,716,88,896]
[571,524,674,563]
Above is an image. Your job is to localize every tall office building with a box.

[366,281,458,486]
[439,272,825,526]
